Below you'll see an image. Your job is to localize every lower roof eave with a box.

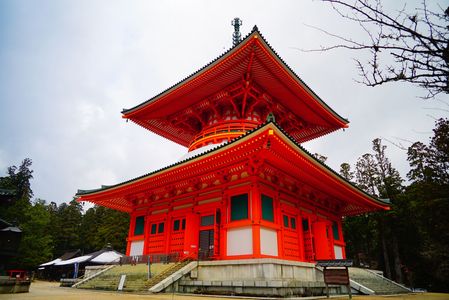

[75,122,390,214]
[77,198,132,213]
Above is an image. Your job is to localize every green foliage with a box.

[339,163,354,182]
[342,118,449,292]
[342,213,379,267]
[1,159,129,271]
[313,153,328,163]
[408,118,449,184]
[6,158,34,200]
[407,142,434,183]
[355,153,379,196]
[0,158,34,225]
[14,199,53,270]
[50,200,83,257]
[394,181,449,291]
[80,206,129,254]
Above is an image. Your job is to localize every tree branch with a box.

[301,0,449,98]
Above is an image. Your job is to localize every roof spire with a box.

[231,17,242,46]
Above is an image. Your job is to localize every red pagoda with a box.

[76,23,389,263]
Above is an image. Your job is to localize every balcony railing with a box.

[189,121,259,151]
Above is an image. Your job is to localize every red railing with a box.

[189,121,259,151]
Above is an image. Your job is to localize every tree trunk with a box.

[392,234,403,283]
[380,220,392,279]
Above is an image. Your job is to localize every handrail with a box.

[118,252,181,265]
[365,269,411,292]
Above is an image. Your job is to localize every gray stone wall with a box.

[171,258,343,297]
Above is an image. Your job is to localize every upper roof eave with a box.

[121,27,258,116]
[121,26,349,126]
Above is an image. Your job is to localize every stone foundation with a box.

[163,258,349,297]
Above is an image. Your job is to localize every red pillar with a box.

[183,212,200,258]
[251,183,261,257]
[143,213,150,255]
[126,213,136,256]
[164,214,172,255]
[219,193,227,259]
[275,193,284,258]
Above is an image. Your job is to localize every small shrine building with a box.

[76,23,389,263]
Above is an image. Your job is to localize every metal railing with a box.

[118,253,181,265]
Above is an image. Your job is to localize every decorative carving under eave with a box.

[216,170,229,184]
[160,80,311,151]
[247,155,264,176]
[188,178,202,192]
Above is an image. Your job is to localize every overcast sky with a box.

[1,0,447,207]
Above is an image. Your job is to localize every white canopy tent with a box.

[90,251,122,264]
[54,255,92,266]
[39,249,123,267]
[39,258,61,267]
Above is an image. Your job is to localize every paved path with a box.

[1,281,248,300]
[1,281,449,300]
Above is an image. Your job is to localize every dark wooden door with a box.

[198,229,214,260]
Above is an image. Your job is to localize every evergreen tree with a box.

[79,205,129,254]
[355,153,379,196]
[0,158,34,225]
[79,206,99,253]
[348,139,404,281]
[13,199,53,269]
[407,142,434,183]
[343,119,449,290]
[371,138,403,198]
[401,118,449,291]
[339,162,354,182]
[52,200,83,257]
[428,118,449,184]
[313,153,328,163]
[95,206,129,253]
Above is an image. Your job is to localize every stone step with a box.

[349,268,409,295]
[75,260,191,292]
[145,260,191,289]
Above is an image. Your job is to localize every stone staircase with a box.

[76,263,176,292]
[145,259,192,290]
[349,267,410,295]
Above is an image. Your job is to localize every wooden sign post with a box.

[316,259,353,299]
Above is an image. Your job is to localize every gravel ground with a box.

[1,281,448,300]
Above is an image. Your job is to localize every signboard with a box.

[323,268,349,285]
[316,260,352,299]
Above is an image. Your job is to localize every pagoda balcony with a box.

[189,120,259,151]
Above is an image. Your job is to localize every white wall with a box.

[227,227,252,256]
[260,227,278,256]
[129,240,144,256]
[334,245,343,259]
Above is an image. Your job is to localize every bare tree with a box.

[307,0,449,98]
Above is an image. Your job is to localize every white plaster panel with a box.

[334,245,343,259]
[227,227,252,256]
[129,240,144,256]
[260,227,278,256]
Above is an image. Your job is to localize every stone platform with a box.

[163,258,348,297]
